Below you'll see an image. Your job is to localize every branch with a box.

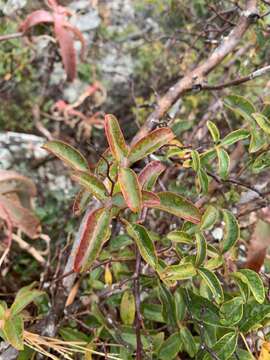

[0,32,24,42]
[132,0,258,144]
[200,64,270,91]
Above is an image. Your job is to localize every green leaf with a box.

[205,256,223,271]
[72,207,111,272]
[195,232,207,267]
[198,268,224,303]
[59,327,90,343]
[71,171,108,201]
[239,301,270,332]
[104,114,129,163]
[138,161,166,191]
[233,269,265,303]
[221,129,250,146]
[2,315,24,350]
[161,263,197,281]
[252,112,270,134]
[191,150,201,172]
[158,282,177,327]
[141,303,165,323]
[229,349,254,360]
[219,297,243,326]
[224,94,256,123]
[158,332,182,360]
[152,332,165,353]
[197,168,209,194]
[42,140,89,172]
[203,332,238,360]
[167,230,193,244]
[216,147,230,179]
[207,121,220,142]
[153,191,201,224]
[183,289,221,326]
[252,152,270,173]
[249,128,266,153]
[200,149,216,164]
[11,284,44,316]
[125,222,157,270]
[119,168,142,213]
[120,291,135,325]
[128,127,175,164]
[262,102,270,117]
[234,277,250,302]
[179,327,197,357]
[0,302,7,319]
[174,288,186,323]
[200,205,218,230]
[221,210,239,253]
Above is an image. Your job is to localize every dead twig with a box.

[132,0,258,144]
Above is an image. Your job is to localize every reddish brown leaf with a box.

[0,202,12,247]
[118,168,142,213]
[0,170,37,209]
[73,207,111,272]
[142,191,160,207]
[0,195,40,239]
[63,22,86,61]
[138,161,166,190]
[104,114,129,163]
[72,189,92,217]
[128,127,175,164]
[19,10,54,32]
[53,13,76,81]
[246,218,270,272]
[19,1,85,82]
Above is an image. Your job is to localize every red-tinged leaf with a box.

[151,191,201,224]
[128,128,175,164]
[53,13,76,81]
[0,195,40,239]
[142,191,160,207]
[63,21,86,61]
[73,207,111,272]
[118,168,142,213]
[104,114,129,163]
[111,190,159,209]
[42,140,89,172]
[72,189,92,216]
[19,10,54,32]
[138,161,166,191]
[71,171,108,201]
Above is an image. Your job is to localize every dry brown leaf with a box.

[0,195,40,239]
[246,211,270,272]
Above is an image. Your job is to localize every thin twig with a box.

[200,64,270,91]
[0,32,24,42]
[207,171,266,200]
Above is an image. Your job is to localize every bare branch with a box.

[132,0,258,144]
[0,32,23,42]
